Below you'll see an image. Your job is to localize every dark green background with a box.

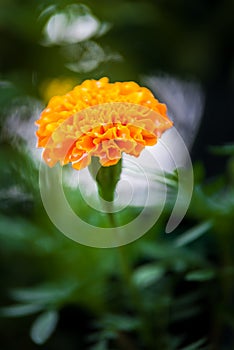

[0,1,233,349]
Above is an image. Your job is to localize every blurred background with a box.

[0,0,233,349]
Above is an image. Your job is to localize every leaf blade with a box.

[30,310,59,345]
[174,221,213,247]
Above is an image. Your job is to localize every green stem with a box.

[107,211,155,349]
[90,156,155,348]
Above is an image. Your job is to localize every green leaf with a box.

[30,310,59,345]
[10,280,78,305]
[174,221,213,247]
[180,337,207,350]
[132,264,165,288]
[171,305,202,322]
[98,314,139,332]
[0,304,43,317]
[209,144,234,156]
[171,290,204,322]
[89,340,108,350]
[185,269,215,282]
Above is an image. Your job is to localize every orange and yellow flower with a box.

[36,77,172,170]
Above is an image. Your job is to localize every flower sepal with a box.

[88,156,122,202]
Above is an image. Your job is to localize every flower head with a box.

[36,77,172,170]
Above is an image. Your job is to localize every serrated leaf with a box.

[185,269,215,282]
[0,304,43,317]
[30,310,59,345]
[133,264,165,288]
[174,221,213,247]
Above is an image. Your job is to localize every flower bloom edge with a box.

[36,77,173,170]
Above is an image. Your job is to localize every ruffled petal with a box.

[36,78,173,169]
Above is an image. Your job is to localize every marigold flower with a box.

[36,77,172,170]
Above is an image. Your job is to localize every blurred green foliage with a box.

[0,0,234,349]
